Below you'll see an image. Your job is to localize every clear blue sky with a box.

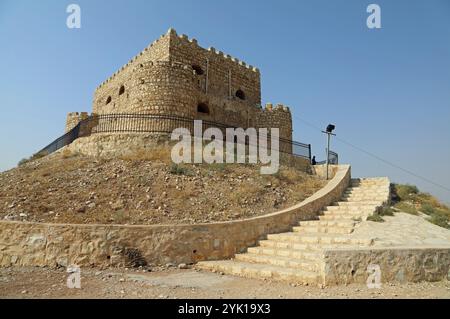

[1,0,449,203]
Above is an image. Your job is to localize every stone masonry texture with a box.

[65,28,293,150]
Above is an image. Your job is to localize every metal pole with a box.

[205,58,209,94]
[326,132,330,180]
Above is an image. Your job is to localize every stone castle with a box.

[65,28,293,143]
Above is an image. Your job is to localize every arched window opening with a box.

[106,96,112,105]
[197,103,210,114]
[236,89,246,100]
[119,85,125,96]
[192,65,204,75]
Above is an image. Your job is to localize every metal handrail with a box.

[37,113,318,160]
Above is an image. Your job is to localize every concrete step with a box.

[345,187,388,192]
[321,211,371,218]
[351,182,390,188]
[196,260,320,284]
[299,220,356,228]
[350,182,389,187]
[259,240,311,250]
[334,201,381,206]
[258,239,370,251]
[266,232,373,245]
[234,253,321,272]
[196,176,390,285]
[341,195,387,201]
[345,189,388,193]
[246,246,323,261]
[292,225,354,234]
[325,205,376,212]
[348,186,388,191]
[319,214,368,221]
[342,190,388,196]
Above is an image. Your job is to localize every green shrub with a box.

[17,150,48,167]
[18,158,29,166]
[420,203,436,215]
[367,213,384,223]
[379,206,394,216]
[394,184,419,201]
[427,213,450,229]
[394,202,418,215]
[169,164,192,176]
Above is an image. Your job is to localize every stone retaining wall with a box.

[0,166,350,268]
[323,246,450,285]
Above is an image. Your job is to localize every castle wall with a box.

[92,33,171,114]
[65,112,89,133]
[167,29,261,107]
[70,28,293,151]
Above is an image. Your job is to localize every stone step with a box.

[346,191,386,195]
[246,246,323,261]
[341,195,387,201]
[259,240,311,250]
[344,185,389,193]
[321,210,372,218]
[319,214,368,221]
[292,225,354,234]
[258,239,370,251]
[266,232,373,245]
[196,176,390,285]
[350,182,390,188]
[299,220,356,228]
[344,192,389,196]
[351,177,389,182]
[196,260,320,284]
[322,211,374,217]
[344,189,389,194]
[234,253,321,272]
[350,182,389,187]
[324,205,375,212]
[339,200,385,205]
[349,185,388,189]
[334,201,381,206]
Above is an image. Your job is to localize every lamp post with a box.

[322,124,336,180]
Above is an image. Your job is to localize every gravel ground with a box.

[1,267,449,299]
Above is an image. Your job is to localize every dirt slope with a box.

[0,149,325,225]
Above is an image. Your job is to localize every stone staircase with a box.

[197,177,391,285]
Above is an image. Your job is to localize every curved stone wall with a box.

[0,165,350,268]
[129,61,198,118]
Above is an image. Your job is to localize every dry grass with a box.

[61,148,76,159]
[17,150,48,166]
[1,145,327,225]
[120,147,172,163]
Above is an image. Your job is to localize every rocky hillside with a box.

[0,148,325,225]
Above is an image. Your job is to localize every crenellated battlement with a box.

[79,28,292,144]
[167,27,259,73]
[207,47,259,73]
[65,112,90,133]
[96,27,260,91]
[96,32,169,89]
[263,103,291,112]
[131,60,193,73]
